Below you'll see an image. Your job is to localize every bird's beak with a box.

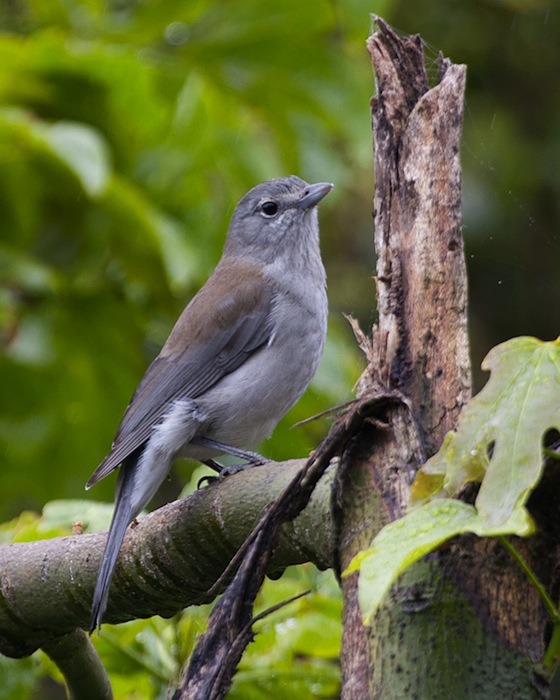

[297,182,334,209]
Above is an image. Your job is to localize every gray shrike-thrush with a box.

[86,175,332,632]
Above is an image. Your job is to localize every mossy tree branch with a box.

[0,460,334,659]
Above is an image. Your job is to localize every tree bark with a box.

[336,18,544,699]
[0,459,334,658]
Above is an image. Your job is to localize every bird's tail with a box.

[89,459,136,634]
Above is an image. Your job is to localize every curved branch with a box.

[0,459,335,658]
[42,629,113,700]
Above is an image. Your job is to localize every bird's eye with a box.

[260,200,279,217]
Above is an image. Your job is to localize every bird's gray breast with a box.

[191,272,327,450]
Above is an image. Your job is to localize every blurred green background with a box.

[1,0,559,697]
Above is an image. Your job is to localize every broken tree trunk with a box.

[336,19,545,699]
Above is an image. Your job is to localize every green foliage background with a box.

[1,0,559,697]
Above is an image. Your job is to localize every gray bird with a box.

[86,175,332,632]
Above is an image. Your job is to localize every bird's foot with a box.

[217,460,268,477]
[195,439,271,488]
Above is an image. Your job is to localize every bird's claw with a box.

[196,456,271,489]
[197,474,219,489]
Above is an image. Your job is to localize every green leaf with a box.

[148,209,201,292]
[0,500,121,543]
[40,499,117,533]
[347,499,534,625]
[352,338,560,624]
[412,337,560,526]
[42,121,111,197]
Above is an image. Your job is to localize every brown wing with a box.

[87,262,274,487]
